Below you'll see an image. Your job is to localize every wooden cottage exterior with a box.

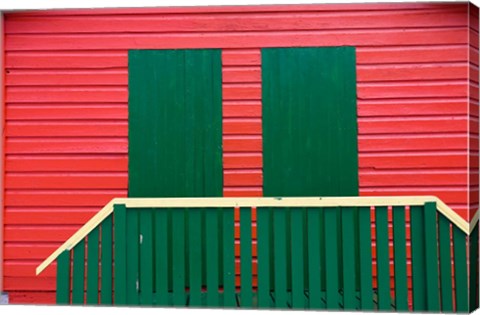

[0,2,478,311]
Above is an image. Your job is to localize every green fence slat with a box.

[257,207,271,308]
[392,206,408,311]
[453,227,468,312]
[172,208,186,306]
[155,209,169,306]
[126,208,139,305]
[307,208,323,309]
[240,207,253,307]
[324,208,339,310]
[114,204,127,305]
[470,224,479,312]
[189,209,203,306]
[101,215,113,305]
[139,209,154,305]
[291,207,305,309]
[424,202,440,311]
[358,206,373,310]
[438,215,453,312]
[86,227,99,305]
[223,208,236,308]
[375,206,390,311]
[206,207,220,306]
[341,207,356,310]
[72,239,85,305]
[56,250,71,304]
[410,205,426,311]
[273,207,288,308]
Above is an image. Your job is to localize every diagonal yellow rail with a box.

[36,195,478,276]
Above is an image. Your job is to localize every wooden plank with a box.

[273,208,287,308]
[86,226,99,305]
[392,206,408,311]
[154,209,169,306]
[358,206,373,310]
[139,209,153,305]
[324,208,339,310]
[341,207,356,310]
[424,202,440,311]
[72,239,85,305]
[470,224,479,312]
[256,207,270,308]
[100,215,113,305]
[172,208,186,306]
[56,250,70,304]
[291,207,305,309]
[453,227,468,312]
[375,206,390,310]
[307,208,323,309]
[240,207,253,307]
[188,209,202,307]
[223,208,236,308]
[113,204,126,305]
[206,207,220,306]
[438,215,453,312]
[126,208,139,305]
[410,205,426,311]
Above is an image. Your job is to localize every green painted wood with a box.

[324,208,339,310]
[86,227,99,305]
[257,207,270,308]
[128,49,223,199]
[172,208,186,306]
[154,209,169,306]
[358,206,373,310]
[438,215,453,312]
[139,209,154,305]
[290,207,305,309]
[375,206,390,311]
[307,208,323,309]
[410,205,426,311]
[392,206,408,311]
[126,208,139,305]
[188,209,203,307]
[72,239,85,305]
[453,227,468,312]
[341,207,356,310]
[56,250,71,304]
[206,207,219,306]
[470,224,479,312]
[423,202,440,311]
[114,204,127,305]
[273,208,288,308]
[262,47,358,198]
[240,207,253,307]
[100,215,112,305]
[222,208,236,308]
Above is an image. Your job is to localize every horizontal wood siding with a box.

[2,3,472,304]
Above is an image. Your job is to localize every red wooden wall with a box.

[1,3,477,304]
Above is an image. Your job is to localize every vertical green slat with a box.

[410,205,426,311]
[273,208,288,308]
[392,206,408,311]
[101,215,113,305]
[324,208,339,310]
[291,207,305,309]
[86,227,99,304]
[453,227,468,312]
[72,239,85,305]
[126,208,139,305]
[223,208,236,308]
[358,206,373,310]
[206,207,219,306]
[172,208,186,306]
[470,224,479,312]
[240,207,253,307]
[375,206,390,311]
[155,209,169,306]
[438,215,453,312]
[189,209,202,306]
[341,207,356,310]
[307,208,322,309]
[139,209,154,305]
[114,204,127,305]
[424,202,440,311]
[257,207,271,308]
[56,250,71,304]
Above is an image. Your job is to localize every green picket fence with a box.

[40,197,478,312]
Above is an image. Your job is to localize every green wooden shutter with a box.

[262,47,358,197]
[128,49,223,198]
